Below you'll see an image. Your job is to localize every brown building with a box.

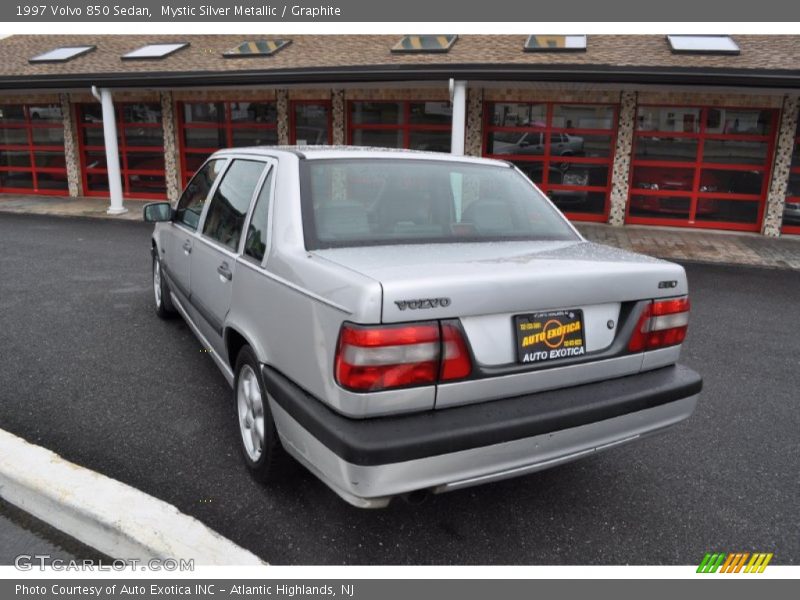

[0,34,799,235]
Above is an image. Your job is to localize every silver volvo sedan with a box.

[144,146,702,508]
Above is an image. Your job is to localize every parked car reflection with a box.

[516,163,593,211]
[491,132,585,160]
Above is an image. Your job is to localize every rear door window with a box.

[243,168,274,262]
[201,159,266,251]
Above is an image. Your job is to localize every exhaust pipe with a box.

[401,490,431,506]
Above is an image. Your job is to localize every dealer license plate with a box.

[514,309,586,364]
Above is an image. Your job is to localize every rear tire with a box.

[152,252,176,319]
[234,346,292,482]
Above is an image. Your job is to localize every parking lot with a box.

[0,212,797,565]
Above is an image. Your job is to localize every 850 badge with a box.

[515,309,586,364]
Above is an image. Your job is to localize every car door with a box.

[523,132,545,156]
[550,132,565,155]
[189,158,268,356]
[163,158,227,303]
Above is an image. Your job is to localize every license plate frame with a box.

[514,309,586,364]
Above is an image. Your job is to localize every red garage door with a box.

[483,102,619,222]
[348,101,452,152]
[627,105,778,232]
[76,102,166,200]
[0,103,68,195]
[177,101,278,185]
[781,119,800,236]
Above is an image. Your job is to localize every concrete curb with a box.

[0,428,265,565]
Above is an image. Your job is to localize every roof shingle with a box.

[0,34,798,85]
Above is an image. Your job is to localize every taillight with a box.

[441,323,472,381]
[335,321,472,392]
[628,296,690,352]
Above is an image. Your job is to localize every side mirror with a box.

[143,202,173,223]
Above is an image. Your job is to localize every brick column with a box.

[331,89,345,145]
[608,91,637,226]
[761,95,799,237]
[160,91,181,204]
[464,87,483,157]
[60,93,81,197]
[276,89,289,145]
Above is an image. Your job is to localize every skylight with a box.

[223,39,291,58]
[122,43,189,60]
[667,35,740,55]
[524,35,587,52]
[29,45,96,63]
[391,35,457,53]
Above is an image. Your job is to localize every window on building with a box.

[391,35,457,53]
[122,43,189,60]
[782,118,800,235]
[223,40,291,57]
[524,35,587,52]
[76,102,167,199]
[178,101,278,185]
[291,101,331,145]
[666,35,740,55]
[483,101,618,221]
[629,105,776,231]
[0,103,68,194]
[29,45,95,63]
[348,101,452,152]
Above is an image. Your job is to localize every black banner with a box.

[3,579,797,600]
[2,0,800,22]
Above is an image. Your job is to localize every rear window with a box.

[301,158,578,249]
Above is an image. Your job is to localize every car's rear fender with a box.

[226,248,439,418]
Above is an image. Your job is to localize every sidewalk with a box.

[0,194,141,221]
[577,222,800,270]
[1,194,799,269]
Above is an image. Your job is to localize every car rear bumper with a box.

[262,364,702,508]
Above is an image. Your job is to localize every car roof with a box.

[211,145,511,166]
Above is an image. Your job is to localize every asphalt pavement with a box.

[0,212,797,565]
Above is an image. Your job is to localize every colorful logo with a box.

[515,309,586,364]
[697,552,773,573]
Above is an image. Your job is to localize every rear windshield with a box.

[301,158,579,249]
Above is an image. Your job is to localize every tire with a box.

[233,346,292,482]
[152,252,176,319]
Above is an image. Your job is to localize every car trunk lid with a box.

[314,240,687,378]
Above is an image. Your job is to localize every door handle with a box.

[217,262,232,281]
[182,240,192,254]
